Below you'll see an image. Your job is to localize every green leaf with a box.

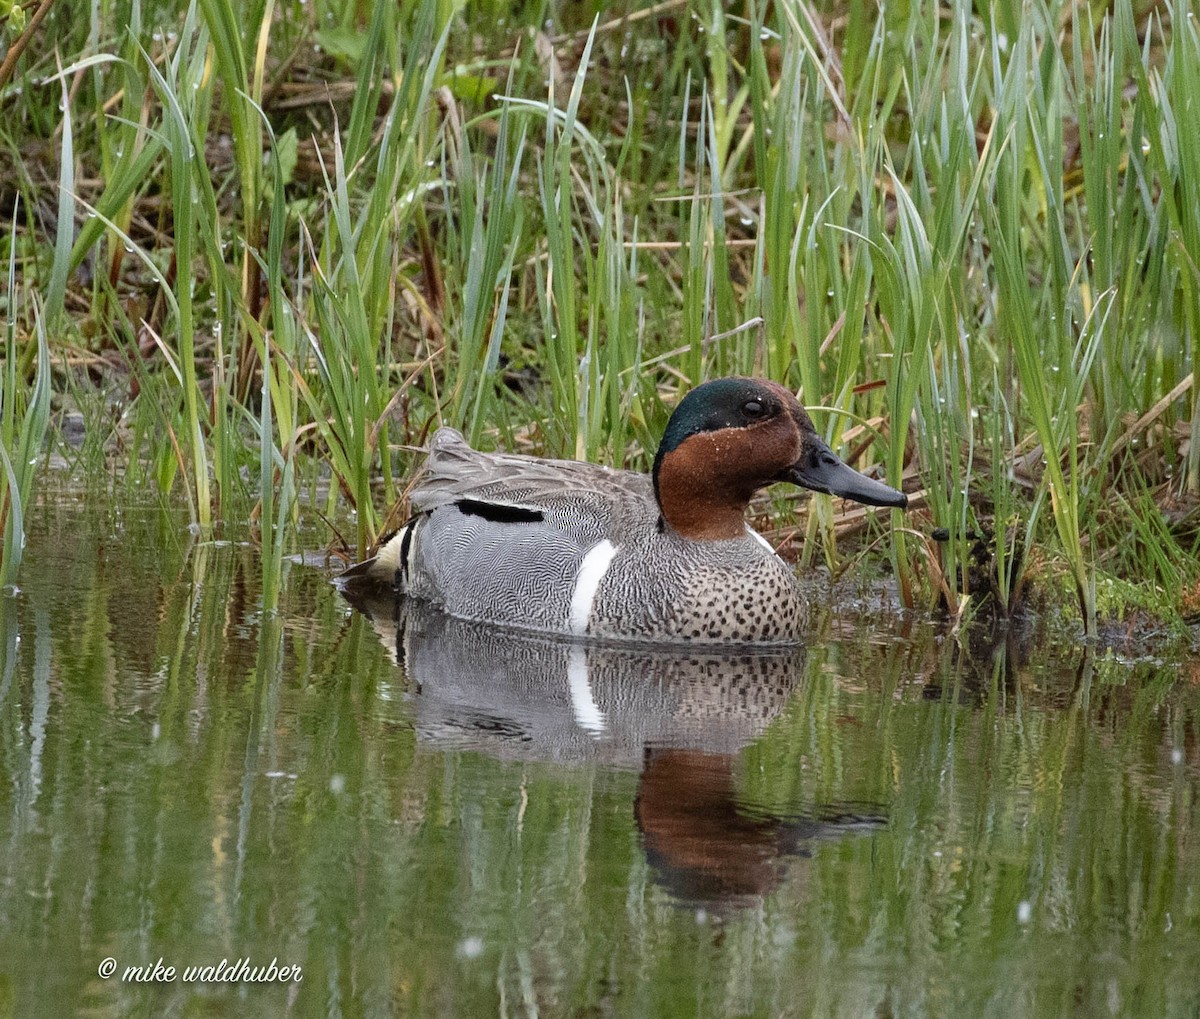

[276,127,298,188]
[444,68,497,106]
[314,26,369,67]
[0,0,26,34]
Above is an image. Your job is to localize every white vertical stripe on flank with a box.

[568,539,618,636]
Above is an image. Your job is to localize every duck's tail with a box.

[336,518,422,592]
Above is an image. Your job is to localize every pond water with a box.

[2,495,1199,1017]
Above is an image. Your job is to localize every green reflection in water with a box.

[0,498,1198,1017]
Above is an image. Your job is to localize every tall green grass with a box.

[0,254,51,590]
[3,0,1200,631]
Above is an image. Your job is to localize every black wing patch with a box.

[454,498,544,524]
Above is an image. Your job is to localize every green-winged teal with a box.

[341,377,907,644]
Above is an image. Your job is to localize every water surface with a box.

[1,495,1198,1016]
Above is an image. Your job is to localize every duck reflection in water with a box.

[341,588,886,910]
[637,749,883,906]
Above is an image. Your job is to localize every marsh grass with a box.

[3,0,1200,632]
[0,251,51,590]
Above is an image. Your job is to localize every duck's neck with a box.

[654,434,755,541]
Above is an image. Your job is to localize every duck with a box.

[339,377,907,644]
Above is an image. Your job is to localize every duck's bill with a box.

[787,440,908,508]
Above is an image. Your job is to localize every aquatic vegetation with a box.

[2,0,1200,629]
[0,266,50,590]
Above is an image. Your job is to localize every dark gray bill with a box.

[787,438,908,508]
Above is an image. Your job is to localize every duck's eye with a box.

[743,399,764,417]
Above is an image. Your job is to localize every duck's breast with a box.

[586,528,807,644]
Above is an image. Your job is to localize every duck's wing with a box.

[391,429,659,633]
[410,427,655,538]
[337,428,656,599]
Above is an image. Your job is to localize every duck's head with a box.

[652,377,908,541]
